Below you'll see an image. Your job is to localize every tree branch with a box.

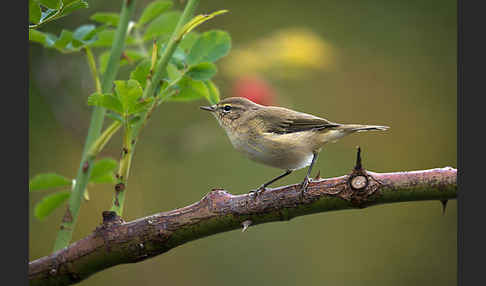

[29,158,456,286]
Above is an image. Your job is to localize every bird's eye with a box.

[223,105,232,112]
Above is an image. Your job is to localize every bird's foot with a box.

[249,185,266,200]
[300,176,311,200]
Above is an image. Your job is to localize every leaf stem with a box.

[52,0,138,252]
[108,0,200,216]
[142,0,200,99]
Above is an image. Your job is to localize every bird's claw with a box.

[300,177,311,200]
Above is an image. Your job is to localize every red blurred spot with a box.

[232,76,276,106]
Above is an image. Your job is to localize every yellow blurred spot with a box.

[222,28,336,79]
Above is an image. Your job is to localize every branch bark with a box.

[29,163,457,286]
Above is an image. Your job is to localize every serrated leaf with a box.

[29,29,47,45]
[138,0,173,27]
[114,80,149,115]
[169,76,208,102]
[90,158,117,184]
[90,12,120,26]
[187,30,231,65]
[130,59,151,89]
[144,11,181,41]
[87,92,124,114]
[29,0,42,24]
[130,97,154,115]
[38,0,61,9]
[203,80,220,105]
[30,173,71,192]
[34,191,70,220]
[186,62,217,81]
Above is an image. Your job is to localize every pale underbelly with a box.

[230,132,323,170]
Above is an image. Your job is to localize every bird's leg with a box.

[300,152,319,199]
[250,169,293,198]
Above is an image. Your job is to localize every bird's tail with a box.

[336,124,390,133]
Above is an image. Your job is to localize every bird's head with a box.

[200,97,261,129]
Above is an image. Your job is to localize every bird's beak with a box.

[200,105,216,112]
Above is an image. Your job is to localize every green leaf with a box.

[130,98,154,116]
[59,0,89,18]
[138,0,173,27]
[166,63,182,81]
[130,59,151,89]
[29,0,42,24]
[38,0,61,9]
[40,8,57,22]
[170,47,187,68]
[34,191,70,220]
[91,29,135,47]
[106,112,123,122]
[90,12,120,26]
[90,158,118,184]
[29,29,47,45]
[179,31,200,52]
[53,30,74,50]
[44,33,58,47]
[30,173,71,192]
[187,30,231,65]
[70,24,102,48]
[98,50,134,74]
[87,92,124,114]
[144,11,181,41]
[169,76,209,102]
[114,80,151,115]
[203,80,220,105]
[124,50,146,63]
[186,62,217,81]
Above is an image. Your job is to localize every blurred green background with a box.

[29,0,457,285]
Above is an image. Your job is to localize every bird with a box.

[200,97,389,197]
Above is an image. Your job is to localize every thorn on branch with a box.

[314,170,321,180]
[115,183,125,193]
[354,146,362,171]
[82,161,89,173]
[349,146,368,191]
[62,206,74,223]
[440,200,448,215]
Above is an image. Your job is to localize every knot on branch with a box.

[341,147,382,207]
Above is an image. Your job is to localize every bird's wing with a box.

[255,107,340,134]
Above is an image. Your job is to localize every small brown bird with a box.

[201,97,389,197]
